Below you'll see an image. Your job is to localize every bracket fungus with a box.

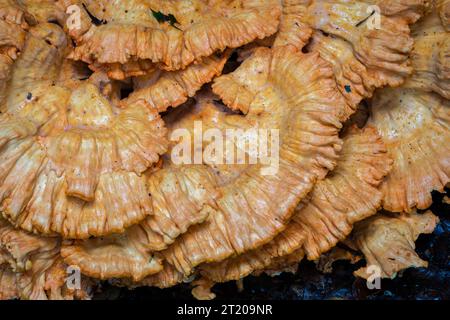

[121,52,229,112]
[199,125,392,283]
[0,23,168,238]
[349,211,439,279]
[60,163,220,281]
[0,218,93,299]
[370,89,449,212]
[68,0,281,71]
[161,45,347,277]
[0,0,447,301]
[403,0,450,99]
[366,3,449,213]
[296,0,427,108]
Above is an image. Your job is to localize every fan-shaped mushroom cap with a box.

[121,53,229,112]
[158,46,346,277]
[293,0,427,109]
[403,1,450,99]
[0,24,168,238]
[60,234,164,282]
[232,0,425,111]
[200,126,392,282]
[369,88,450,212]
[0,90,167,237]
[295,126,392,260]
[68,0,281,71]
[349,210,439,279]
[60,163,220,281]
[0,85,167,237]
[42,83,167,201]
[89,50,229,84]
[0,218,59,272]
[0,218,93,299]
[1,256,94,299]
[26,256,94,300]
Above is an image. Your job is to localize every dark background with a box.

[94,189,449,301]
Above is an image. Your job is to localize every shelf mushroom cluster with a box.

[0,0,448,300]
